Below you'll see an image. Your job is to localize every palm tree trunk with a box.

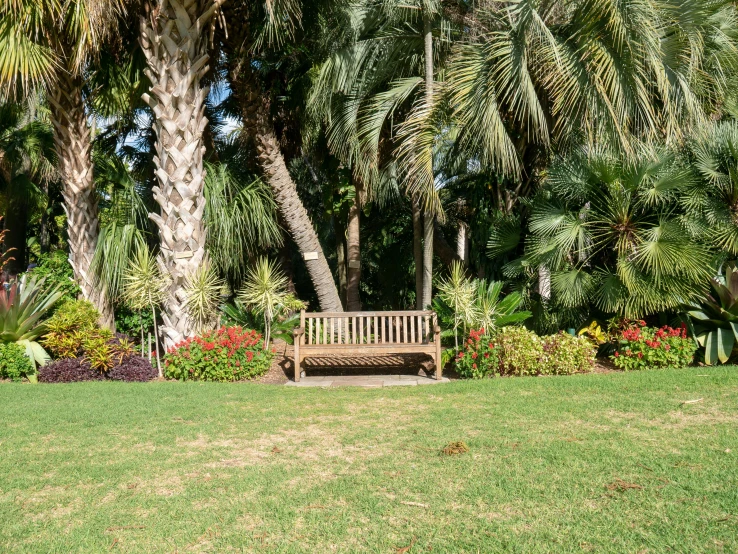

[139,0,222,347]
[421,13,434,309]
[220,9,342,312]
[456,222,468,264]
[230,77,343,312]
[2,197,28,276]
[412,199,423,309]
[335,215,347,304]
[346,189,361,311]
[48,72,114,328]
[422,213,434,308]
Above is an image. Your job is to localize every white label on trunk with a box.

[348,260,361,269]
[303,251,319,260]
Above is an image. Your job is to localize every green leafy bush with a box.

[610,321,696,371]
[0,342,35,381]
[114,305,154,342]
[455,328,500,379]
[458,327,597,378]
[542,333,597,375]
[25,250,80,303]
[164,326,272,382]
[495,326,545,376]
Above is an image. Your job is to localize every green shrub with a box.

[496,326,545,376]
[457,327,597,378]
[164,326,272,382]
[611,322,696,370]
[0,342,35,381]
[25,250,80,303]
[542,332,597,375]
[455,328,501,379]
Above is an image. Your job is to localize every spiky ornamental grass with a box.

[238,257,290,350]
[122,247,169,377]
[182,261,225,336]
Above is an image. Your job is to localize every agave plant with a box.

[0,275,63,368]
[686,264,738,365]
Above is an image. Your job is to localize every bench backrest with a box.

[300,310,437,346]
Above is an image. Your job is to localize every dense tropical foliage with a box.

[3,0,738,371]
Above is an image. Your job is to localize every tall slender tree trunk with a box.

[335,215,347,305]
[346,185,361,311]
[48,71,114,328]
[421,13,434,309]
[140,0,222,347]
[412,200,423,309]
[456,222,468,265]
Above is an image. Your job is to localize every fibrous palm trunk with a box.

[48,72,114,328]
[346,190,361,311]
[140,0,222,347]
[412,200,423,309]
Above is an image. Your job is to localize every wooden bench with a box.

[292,310,442,382]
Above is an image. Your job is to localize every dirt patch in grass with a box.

[441,441,469,455]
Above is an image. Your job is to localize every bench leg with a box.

[294,344,300,382]
[435,344,442,380]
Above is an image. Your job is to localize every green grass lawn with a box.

[1,369,737,553]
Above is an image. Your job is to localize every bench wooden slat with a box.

[303,310,435,318]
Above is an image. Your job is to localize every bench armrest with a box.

[293,326,305,337]
[434,325,441,335]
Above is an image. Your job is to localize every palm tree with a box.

[397,0,738,297]
[527,145,713,318]
[138,0,225,346]
[0,0,127,326]
[220,2,343,313]
[688,121,738,257]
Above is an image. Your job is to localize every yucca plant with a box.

[436,261,477,350]
[238,258,298,350]
[0,275,63,368]
[122,247,169,377]
[183,261,225,336]
[686,264,738,365]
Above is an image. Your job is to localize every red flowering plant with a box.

[610,320,696,371]
[455,328,501,379]
[164,326,272,381]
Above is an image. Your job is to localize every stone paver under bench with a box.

[285,374,450,388]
